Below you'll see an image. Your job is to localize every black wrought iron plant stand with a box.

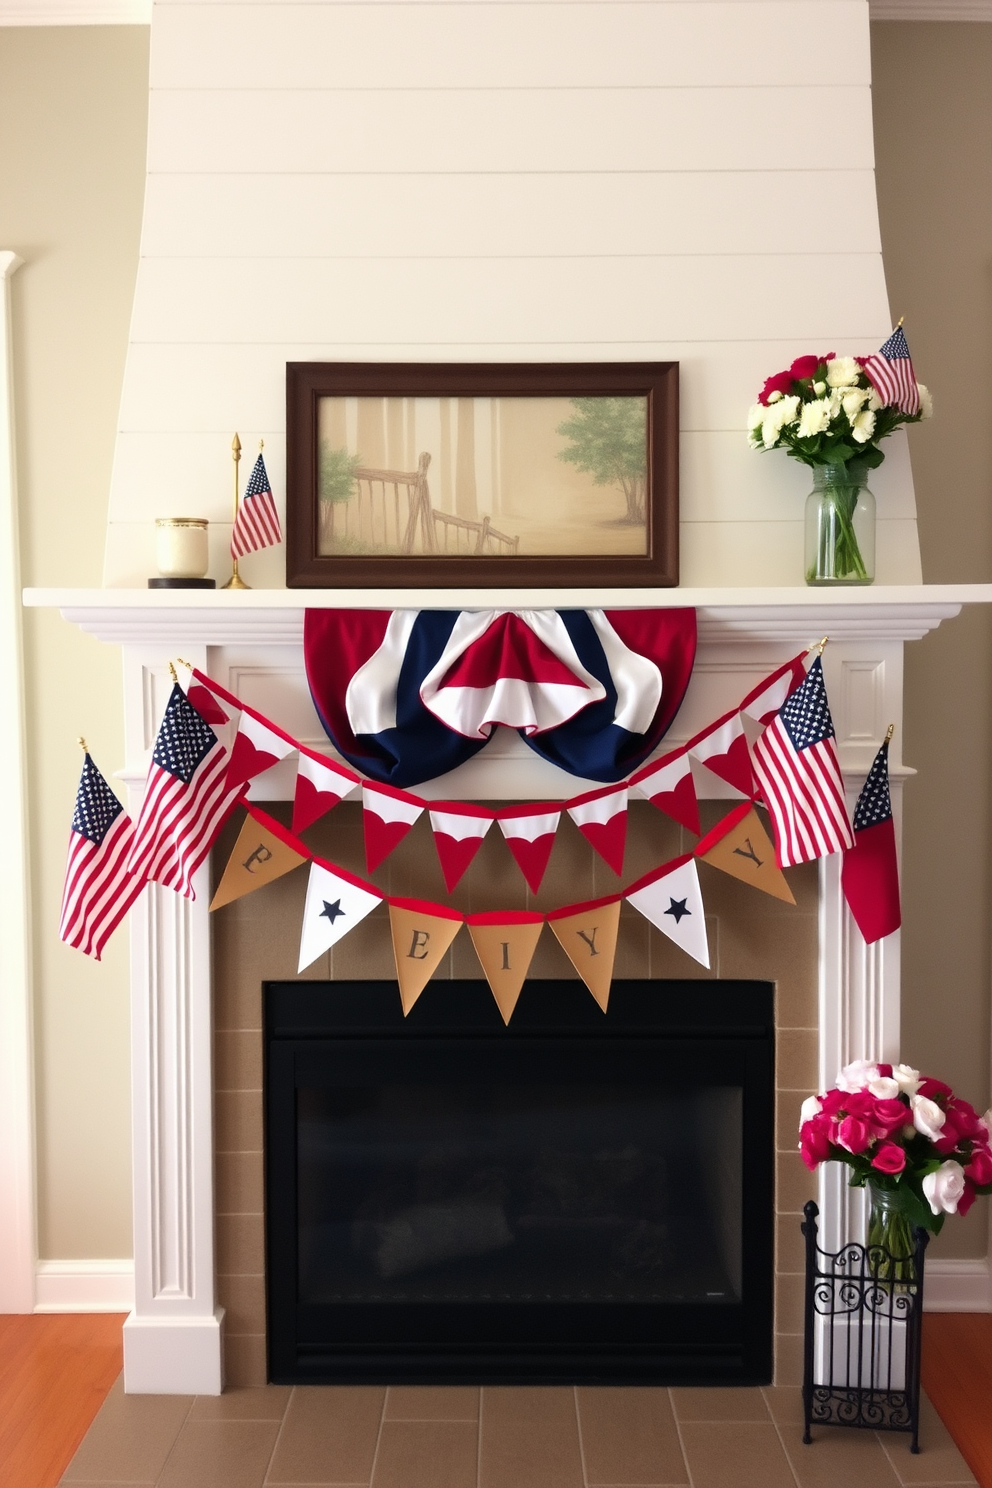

[802,1199,929,1453]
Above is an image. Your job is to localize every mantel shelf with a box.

[24,583,992,646]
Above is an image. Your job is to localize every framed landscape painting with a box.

[285,362,678,588]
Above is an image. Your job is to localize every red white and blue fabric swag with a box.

[302,607,697,788]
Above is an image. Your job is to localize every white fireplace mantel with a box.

[23,582,992,1392]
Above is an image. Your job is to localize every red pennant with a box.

[225,711,297,794]
[496,804,561,892]
[567,785,628,875]
[362,783,424,872]
[428,803,495,891]
[187,678,229,726]
[630,748,700,835]
[687,709,755,796]
[292,748,360,835]
[740,653,808,726]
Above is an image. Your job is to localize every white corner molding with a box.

[35,1259,135,1313]
[871,0,992,18]
[0,0,150,23]
[0,250,36,1315]
[924,1258,992,1311]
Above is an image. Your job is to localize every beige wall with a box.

[2,19,990,1271]
[872,21,992,1259]
[0,26,149,1258]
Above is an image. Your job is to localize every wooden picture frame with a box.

[285,361,678,588]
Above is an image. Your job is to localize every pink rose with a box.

[837,1115,874,1154]
[965,1145,992,1186]
[871,1142,907,1175]
[789,355,822,381]
[948,1098,984,1139]
[918,1076,952,1100]
[872,1098,909,1133]
[957,1181,977,1217]
[800,1115,833,1171]
[819,1089,847,1116]
[758,370,795,406]
[842,1091,878,1119]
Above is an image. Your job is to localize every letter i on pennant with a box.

[466,911,545,1025]
[387,899,464,1016]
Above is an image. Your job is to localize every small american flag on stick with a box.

[859,324,920,416]
[127,684,243,899]
[59,746,145,959]
[751,655,854,868]
[231,449,281,559]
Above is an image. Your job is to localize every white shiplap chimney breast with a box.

[104,0,922,589]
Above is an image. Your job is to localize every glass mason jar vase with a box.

[804,464,875,585]
[865,1180,918,1285]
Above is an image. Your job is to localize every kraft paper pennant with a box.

[547,897,622,1011]
[363,783,424,872]
[388,899,464,1015]
[696,802,795,904]
[625,854,710,968]
[429,804,495,891]
[467,912,545,1025]
[209,809,308,910]
[567,785,628,875]
[293,747,360,835]
[298,859,382,972]
[497,804,561,892]
[225,709,297,793]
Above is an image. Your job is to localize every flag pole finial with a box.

[815,636,828,656]
[885,722,895,743]
[176,657,192,671]
[77,736,88,754]
[259,438,264,452]
[168,661,178,683]
[222,432,251,592]
[896,316,904,329]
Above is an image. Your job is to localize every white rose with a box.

[892,1064,922,1095]
[826,356,861,389]
[917,384,933,419]
[813,381,827,396]
[841,387,869,419]
[911,1093,946,1140]
[851,409,876,444]
[867,386,884,413]
[922,1160,966,1216]
[836,1059,880,1092]
[868,1077,900,1100]
[799,1096,822,1127]
[798,398,832,438]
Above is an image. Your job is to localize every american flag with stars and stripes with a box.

[59,752,145,959]
[750,657,854,868]
[231,452,281,560]
[127,685,243,899]
[841,737,901,943]
[859,325,920,416]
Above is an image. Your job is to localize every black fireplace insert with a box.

[264,978,774,1385]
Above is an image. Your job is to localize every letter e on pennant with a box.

[388,902,462,1016]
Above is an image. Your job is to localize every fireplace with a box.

[265,977,774,1385]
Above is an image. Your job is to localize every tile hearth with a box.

[58,1381,976,1488]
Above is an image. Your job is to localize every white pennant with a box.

[298,860,382,972]
[625,856,710,968]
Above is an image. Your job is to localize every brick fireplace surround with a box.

[25,584,986,1403]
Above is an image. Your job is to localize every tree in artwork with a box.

[555,397,647,525]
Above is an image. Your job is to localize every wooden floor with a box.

[0,1314,124,1488]
[0,1312,989,1488]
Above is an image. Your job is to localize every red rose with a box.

[800,1116,833,1171]
[837,1115,874,1155]
[789,355,821,381]
[758,370,795,406]
[918,1076,952,1100]
[965,1145,992,1185]
[948,1098,983,1139]
[872,1098,909,1133]
[877,1063,893,1078]
[842,1091,877,1119]
[820,1089,847,1116]
[957,1181,977,1217]
[870,1141,907,1175]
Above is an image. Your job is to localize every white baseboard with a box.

[34,1259,134,1313]
[924,1257,992,1312]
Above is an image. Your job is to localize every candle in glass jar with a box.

[155,518,209,579]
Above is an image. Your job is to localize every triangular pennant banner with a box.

[388,898,464,1015]
[293,748,360,835]
[363,783,424,872]
[186,668,233,727]
[466,912,545,1024]
[547,896,621,1011]
[210,807,308,910]
[687,710,755,796]
[429,804,495,891]
[696,803,795,904]
[225,710,297,794]
[625,854,710,968]
[496,804,561,892]
[298,859,382,972]
[629,748,700,835]
[567,785,628,875]
[740,653,808,728]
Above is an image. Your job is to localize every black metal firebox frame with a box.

[264,978,774,1387]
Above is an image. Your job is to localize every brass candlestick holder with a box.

[222,432,250,590]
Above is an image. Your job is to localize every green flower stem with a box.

[808,481,869,583]
[866,1184,917,1286]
